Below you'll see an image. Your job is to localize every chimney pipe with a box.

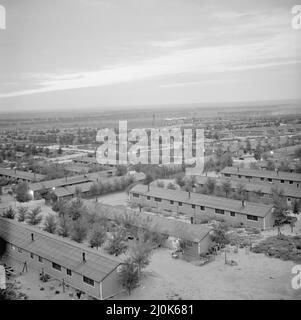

[147,184,150,191]
[188,191,191,198]
[31,233,34,241]
[82,252,86,263]
[242,199,245,208]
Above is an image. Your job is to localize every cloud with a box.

[1,4,300,99]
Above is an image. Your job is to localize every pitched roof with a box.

[130,184,273,218]
[29,171,112,192]
[0,217,121,282]
[84,201,211,243]
[221,166,301,182]
[197,176,301,199]
[0,168,45,182]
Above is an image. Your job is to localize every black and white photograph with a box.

[0,0,301,305]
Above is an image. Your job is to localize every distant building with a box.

[197,176,301,206]
[129,185,274,230]
[221,166,301,189]
[0,168,45,183]
[28,171,114,198]
[0,217,122,300]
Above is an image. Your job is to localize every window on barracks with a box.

[215,209,225,214]
[52,262,62,271]
[154,197,162,202]
[83,276,94,286]
[247,215,258,221]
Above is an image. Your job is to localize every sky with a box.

[0,0,300,112]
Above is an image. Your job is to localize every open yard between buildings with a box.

[118,247,301,300]
[96,192,128,206]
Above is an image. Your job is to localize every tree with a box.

[105,230,128,256]
[245,139,252,153]
[210,223,230,246]
[143,174,154,185]
[128,240,152,276]
[204,178,216,194]
[118,258,139,295]
[294,147,301,159]
[266,160,275,171]
[43,214,57,234]
[175,174,185,187]
[292,200,300,215]
[254,145,261,160]
[67,198,85,221]
[70,219,88,243]
[26,207,42,225]
[52,199,67,216]
[17,206,28,222]
[15,182,31,202]
[271,187,287,236]
[2,207,15,219]
[221,180,232,198]
[89,225,107,249]
[57,216,71,237]
[156,181,165,188]
[116,165,127,176]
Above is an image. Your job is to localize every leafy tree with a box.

[26,207,42,225]
[67,197,85,221]
[52,199,67,216]
[17,206,28,222]
[156,181,165,188]
[278,161,290,172]
[2,207,15,219]
[89,183,99,197]
[271,187,287,236]
[89,225,107,249]
[254,145,261,160]
[105,230,128,256]
[266,160,275,171]
[221,180,232,198]
[294,147,301,159]
[245,139,252,153]
[43,214,57,234]
[204,178,216,194]
[70,219,88,243]
[143,174,154,185]
[128,240,152,276]
[292,200,300,215]
[210,223,230,246]
[15,182,31,202]
[116,165,127,176]
[57,216,71,237]
[118,258,139,295]
[175,174,185,187]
